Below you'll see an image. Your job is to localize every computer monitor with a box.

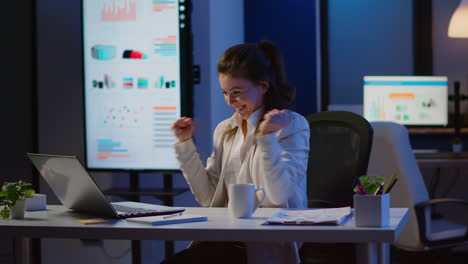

[82,0,192,170]
[363,76,448,126]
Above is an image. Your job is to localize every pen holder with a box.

[353,193,390,227]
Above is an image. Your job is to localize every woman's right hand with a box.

[171,117,194,143]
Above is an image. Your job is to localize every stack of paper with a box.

[266,207,352,225]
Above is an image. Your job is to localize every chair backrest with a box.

[306,111,373,208]
[367,122,429,251]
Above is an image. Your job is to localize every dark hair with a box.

[217,41,295,112]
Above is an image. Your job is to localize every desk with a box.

[0,206,408,264]
[408,128,468,134]
[416,152,468,168]
[415,152,468,199]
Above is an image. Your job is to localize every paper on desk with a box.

[266,207,352,225]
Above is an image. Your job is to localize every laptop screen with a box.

[27,153,119,218]
[27,153,185,218]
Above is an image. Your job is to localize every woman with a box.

[168,41,309,264]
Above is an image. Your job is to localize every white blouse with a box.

[223,108,264,189]
[174,109,310,264]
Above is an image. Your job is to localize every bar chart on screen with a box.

[101,0,137,22]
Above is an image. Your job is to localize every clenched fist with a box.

[171,117,194,143]
[257,109,289,135]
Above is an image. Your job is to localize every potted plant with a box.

[0,181,35,219]
[354,175,388,195]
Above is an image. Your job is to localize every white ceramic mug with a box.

[228,184,266,219]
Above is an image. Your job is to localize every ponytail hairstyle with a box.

[217,41,296,113]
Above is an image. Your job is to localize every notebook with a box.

[27,153,185,219]
[127,213,207,226]
[266,207,352,225]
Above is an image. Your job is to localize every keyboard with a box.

[112,204,167,217]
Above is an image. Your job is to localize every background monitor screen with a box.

[82,0,191,170]
[363,76,448,126]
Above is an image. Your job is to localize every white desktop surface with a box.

[0,206,409,264]
[0,206,407,242]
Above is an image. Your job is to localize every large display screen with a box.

[82,0,191,170]
[363,76,448,126]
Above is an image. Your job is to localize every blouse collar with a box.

[229,107,264,129]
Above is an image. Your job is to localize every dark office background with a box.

[0,0,319,263]
[1,1,36,263]
[2,0,468,263]
[1,2,36,184]
[245,0,318,115]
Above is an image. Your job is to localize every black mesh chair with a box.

[299,110,374,264]
[306,110,373,208]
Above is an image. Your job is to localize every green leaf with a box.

[366,182,381,194]
[24,189,35,198]
[0,181,35,208]
[355,175,388,194]
[0,207,10,219]
[359,175,370,184]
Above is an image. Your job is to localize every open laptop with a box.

[27,153,185,219]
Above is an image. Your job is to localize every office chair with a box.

[305,111,374,208]
[367,122,468,263]
[299,111,374,264]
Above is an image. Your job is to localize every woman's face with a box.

[219,74,267,120]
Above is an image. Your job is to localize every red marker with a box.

[357,185,367,195]
[356,177,367,195]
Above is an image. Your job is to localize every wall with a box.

[244,0,319,116]
[326,0,468,150]
[0,2,36,263]
[327,0,413,105]
[0,3,35,188]
[433,0,468,117]
[192,0,244,161]
[428,0,468,223]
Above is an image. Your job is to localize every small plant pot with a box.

[10,200,26,219]
[353,193,390,227]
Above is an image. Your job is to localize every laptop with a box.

[27,153,185,219]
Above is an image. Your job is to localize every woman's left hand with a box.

[257,109,290,135]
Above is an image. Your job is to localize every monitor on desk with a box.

[363,76,448,126]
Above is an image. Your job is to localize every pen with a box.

[383,178,398,194]
[382,173,397,194]
[163,212,183,219]
[374,184,384,195]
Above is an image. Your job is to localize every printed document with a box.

[266,207,351,225]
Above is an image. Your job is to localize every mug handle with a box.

[253,188,266,212]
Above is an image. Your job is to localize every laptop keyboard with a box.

[112,204,162,217]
